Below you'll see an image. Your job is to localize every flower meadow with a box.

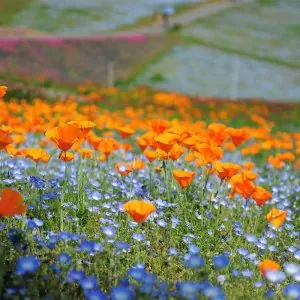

[0,85,300,300]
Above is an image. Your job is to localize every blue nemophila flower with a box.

[102,226,116,238]
[110,286,135,300]
[284,263,300,275]
[232,269,241,277]
[203,285,225,299]
[156,219,167,228]
[67,269,85,283]
[188,244,200,254]
[57,253,71,265]
[27,218,44,230]
[115,241,131,254]
[128,267,146,282]
[176,281,201,300]
[49,263,61,274]
[183,254,205,269]
[284,284,300,299]
[16,256,40,276]
[80,276,98,291]
[30,176,46,189]
[242,269,253,278]
[78,240,103,254]
[132,233,144,242]
[212,255,230,270]
[265,270,286,283]
[85,289,107,300]
[265,288,275,299]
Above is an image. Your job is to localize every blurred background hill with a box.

[0,0,299,102]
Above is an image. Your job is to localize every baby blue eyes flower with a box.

[265,270,286,283]
[184,254,205,269]
[16,256,40,276]
[67,269,85,283]
[284,284,300,299]
[85,289,107,300]
[57,252,71,265]
[128,267,146,281]
[102,226,116,238]
[110,286,135,300]
[80,276,98,291]
[212,255,230,270]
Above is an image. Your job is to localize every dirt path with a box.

[118,0,255,35]
[0,0,254,38]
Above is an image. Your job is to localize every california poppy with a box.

[143,149,159,163]
[23,148,50,164]
[208,123,228,146]
[68,120,96,140]
[59,151,74,162]
[227,127,249,147]
[252,186,272,206]
[87,134,104,150]
[168,143,185,161]
[266,208,287,228]
[0,86,8,98]
[149,119,170,134]
[153,133,178,153]
[194,143,223,165]
[117,125,135,139]
[259,260,280,277]
[214,162,241,180]
[0,129,13,150]
[0,188,26,217]
[229,173,256,199]
[45,124,79,152]
[123,200,156,223]
[173,170,196,189]
[115,162,132,176]
[131,160,146,171]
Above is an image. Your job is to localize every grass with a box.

[0,0,34,25]
[0,86,299,299]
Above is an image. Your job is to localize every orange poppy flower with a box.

[115,162,132,176]
[143,149,159,163]
[98,138,119,160]
[117,125,135,139]
[0,129,13,150]
[131,160,146,171]
[80,148,94,159]
[123,200,156,223]
[0,188,26,217]
[0,86,8,98]
[252,186,272,206]
[242,161,255,170]
[242,170,258,181]
[194,143,223,165]
[87,134,104,150]
[152,133,178,153]
[4,144,23,157]
[68,120,96,140]
[23,148,50,163]
[136,131,157,151]
[156,148,168,160]
[149,119,170,134]
[45,124,80,152]
[266,208,287,228]
[168,143,185,161]
[208,123,228,146]
[229,173,256,199]
[227,128,249,147]
[173,170,196,189]
[12,134,26,145]
[59,151,75,162]
[185,152,195,162]
[214,162,241,180]
[259,260,280,277]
